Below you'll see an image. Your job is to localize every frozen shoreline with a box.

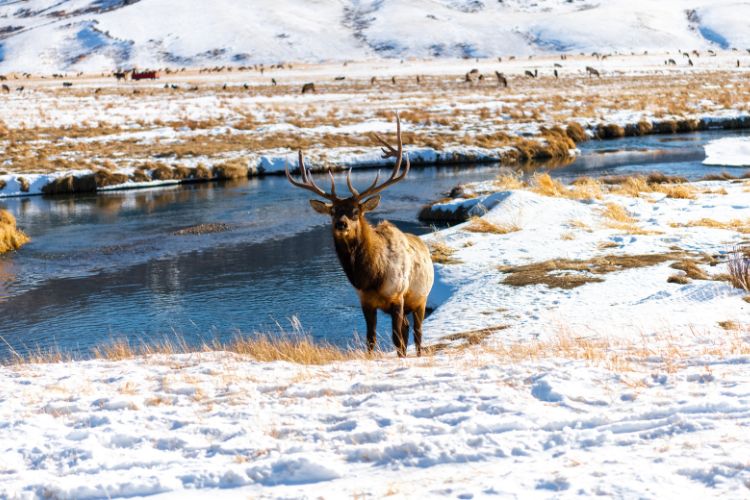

[3,113,750,199]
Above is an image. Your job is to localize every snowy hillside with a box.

[1,0,750,73]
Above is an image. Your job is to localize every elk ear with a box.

[360,195,381,213]
[309,199,332,215]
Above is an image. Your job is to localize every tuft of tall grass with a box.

[465,217,520,234]
[0,209,30,253]
[728,247,750,292]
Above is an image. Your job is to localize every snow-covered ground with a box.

[1,0,750,73]
[1,347,749,498]
[421,179,750,341]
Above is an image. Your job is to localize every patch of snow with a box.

[704,136,750,167]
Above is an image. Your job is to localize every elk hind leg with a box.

[401,313,410,354]
[390,301,406,358]
[413,302,426,357]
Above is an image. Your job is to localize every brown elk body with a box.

[286,116,434,357]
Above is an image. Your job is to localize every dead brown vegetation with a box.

[41,174,97,195]
[429,240,461,264]
[464,217,520,234]
[213,159,249,179]
[0,209,30,253]
[498,253,678,289]
[728,247,750,292]
[86,333,365,365]
[565,122,587,143]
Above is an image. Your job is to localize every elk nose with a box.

[335,221,347,230]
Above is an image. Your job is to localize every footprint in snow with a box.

[531,379,563,403]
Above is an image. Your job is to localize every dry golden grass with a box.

[667,274,691,284]
[86,333,369,365]
[213,159,249,179]
[531,173,602,200]
[464,217,520,234]
[493,172,526,190]
[565,122,588,143]
[659,183,696,199]
[601,202,636,224]
[498,252,677,289]
[670,259,709,280]
[728,247,750,292]
[670,218,750,234]
[718,320,740,331]
[0,209,30,253]
[429,240,461,264]
[470,326,750,373]
[531,173,567,197]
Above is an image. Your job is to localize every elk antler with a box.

[285,150,341,201]
[348,113,410,200]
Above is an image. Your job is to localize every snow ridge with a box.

[1,0,750,73]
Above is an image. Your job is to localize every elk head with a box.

[285,115,410,242]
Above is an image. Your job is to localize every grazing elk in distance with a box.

[301,82,316,94]
[285,115,434,357]
[585,66,601,78]
[465,68,480,83]
[495,71,508,88]
[524,69,537,78]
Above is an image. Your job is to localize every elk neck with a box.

[332,215,385,292]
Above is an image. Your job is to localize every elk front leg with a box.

[412,302,426,357]
[391,300,406,358]
[362,305,377,353]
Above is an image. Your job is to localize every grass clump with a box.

[670,259,709,280]
[94,169,129,187]
[0,209,30,253]
[429,240,461,264]
[596,123,625,139]
[670,218,750,234]
[531,173,602,200]
[464,217,520,234]
[41,174,97,195]
[667,274,691,284]
[214,159,249,179]
[728,247,750,292]
[598,202,660,235]
[493,172,526,190]
[565,122,588,143]
[498,253,677,289]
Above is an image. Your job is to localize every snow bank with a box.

[422,181,749,341]
[703,136,750,167]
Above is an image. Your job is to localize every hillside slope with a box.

[0,0,749,73]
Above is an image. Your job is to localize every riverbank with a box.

[3,51,750,198]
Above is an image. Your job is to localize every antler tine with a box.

[345,168,359,198]
[356,114,409,200]
[285,150,339,201]
[347,168,382,200]
[327,169,338,199]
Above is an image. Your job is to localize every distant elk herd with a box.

[2,48,748,94]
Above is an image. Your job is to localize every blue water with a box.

[0,130,747,360]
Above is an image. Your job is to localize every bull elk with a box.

[285,115,434,357]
